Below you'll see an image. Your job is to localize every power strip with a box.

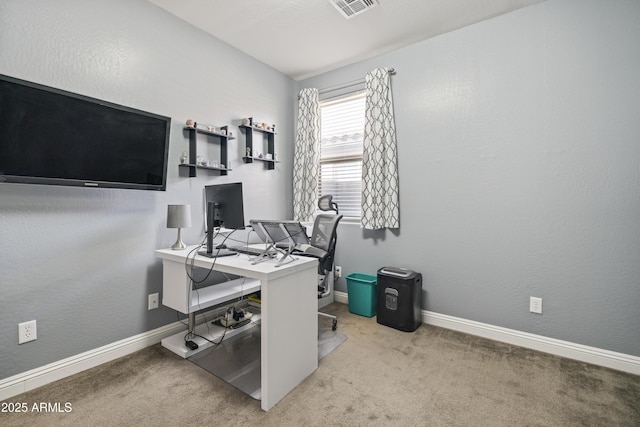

[219,311,253,327]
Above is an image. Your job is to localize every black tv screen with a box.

[0,74,170,191]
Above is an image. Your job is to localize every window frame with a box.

[317,90,366,220]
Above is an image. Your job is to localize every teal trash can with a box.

[345,273,378,317]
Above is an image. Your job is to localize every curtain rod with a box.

[299,68,396,98]
[319,67,395,95]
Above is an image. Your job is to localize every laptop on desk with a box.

[249,219,327,259]
[250,220,309,246]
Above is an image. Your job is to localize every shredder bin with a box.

[376,267,422,332]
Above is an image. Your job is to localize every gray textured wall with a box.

[0,0,295,379]
[301,0,640,356]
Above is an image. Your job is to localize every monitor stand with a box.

[198,246,237,258]
[200,221,237,258]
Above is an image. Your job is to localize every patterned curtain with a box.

[361,67,400,230]
[293,88,321,222]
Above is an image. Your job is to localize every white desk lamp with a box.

[167,204,192,250]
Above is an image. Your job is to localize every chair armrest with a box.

[295,244,327,259]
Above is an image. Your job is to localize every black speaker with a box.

[376,267,422,332]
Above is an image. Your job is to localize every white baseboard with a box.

[334,290,640,375]
[0,320,187,402]
[3,294,638,402]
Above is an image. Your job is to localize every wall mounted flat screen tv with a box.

[0,74,171,191]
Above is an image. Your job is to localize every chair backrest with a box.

[310,214,343,272]
[310,214,341,251]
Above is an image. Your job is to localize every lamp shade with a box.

[167,204,192,229]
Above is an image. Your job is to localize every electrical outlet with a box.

[335,266,342,279]
[148,293,159,310]
[18,320,37,344]
[530,296,543,314]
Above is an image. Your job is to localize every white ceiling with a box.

[147,0,545,81]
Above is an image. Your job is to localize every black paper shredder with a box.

[376,267,422,332]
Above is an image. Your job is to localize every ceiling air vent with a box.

[329,0,379,19]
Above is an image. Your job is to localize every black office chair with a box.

[310,196,342,330]
[292,195,342,329]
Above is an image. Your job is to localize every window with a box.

[319,91,365,218]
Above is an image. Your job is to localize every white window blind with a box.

[319,91,365,218]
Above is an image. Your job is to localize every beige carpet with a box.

[1,303,638,426]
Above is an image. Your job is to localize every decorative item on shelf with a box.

[207,125,215,133]
[186,119,195,128]
[220,129,227,135]
[274,152,278,161]
[262,122,269,130]
[246,147,251,157]
[272,124,276,133]
[265,153,273,160]
[242,118,250,126]
[228,131,233,137]
[219,164,225,169]
[167,204,192,250]
[258,153,264,159]
[180,151,188,164]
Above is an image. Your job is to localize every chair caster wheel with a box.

[332,319,337,331]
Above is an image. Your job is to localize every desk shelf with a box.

[189,277,261,313]
[160,258,261,314]
[162,312,262,359]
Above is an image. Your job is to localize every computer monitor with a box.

[204,182,245,230]
[201,183,245,257]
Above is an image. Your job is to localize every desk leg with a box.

[187,312,196,338]
[260,265,318,411]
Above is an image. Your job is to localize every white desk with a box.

[154,246,318,411]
